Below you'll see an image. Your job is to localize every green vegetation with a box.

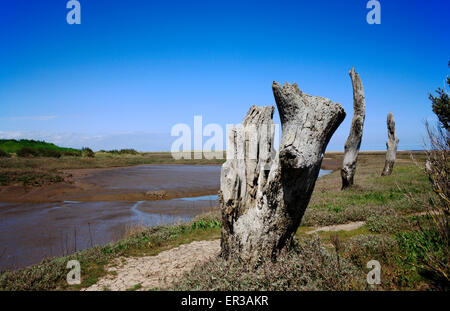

[81,147,95,158]
[0,139,81,156]
[98,149,140,155]
[301,153,429,227]
[429,61,450,130]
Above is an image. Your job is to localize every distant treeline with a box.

[98,149,139,155]
[0,139,94,158]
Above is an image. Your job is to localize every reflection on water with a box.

[176,195,219,201]
[319,169,332,177]
[81,164,221,192]
[0,168,331,271]
[0,196,217,271]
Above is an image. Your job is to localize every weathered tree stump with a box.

[341,67,365,189]
[381,112,399,176]
[219,82,346,261]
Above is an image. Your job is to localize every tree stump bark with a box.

[219,82,346,262]
[381,112,399,176]
[341,67,365,189]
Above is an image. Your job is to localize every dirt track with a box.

[84,240,221,291]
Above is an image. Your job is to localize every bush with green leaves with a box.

[429,61,450,130]
[396,228,449,289]
[366,214,413,234]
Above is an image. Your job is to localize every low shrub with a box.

[172,236,367,291]
[396,229,449,289]
[81,147,95,158]
[119,149,139,155]
[0,149,11,158]
[16,147,39,157]
[366,215,413,234]
[61,150,82,157]
[38,149,62,158]
[302,205,395,227]
[98,149,139,155]
[343,235,398,269]
[16,147,63,158]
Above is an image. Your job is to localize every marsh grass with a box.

[174,152,445,291]
[302,152,429,226]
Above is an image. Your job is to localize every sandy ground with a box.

[85,220,365,291]
[306,221,366,234]
[84,240,221,291]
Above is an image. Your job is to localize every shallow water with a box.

[0,167,331,271]
[80,164,221,192]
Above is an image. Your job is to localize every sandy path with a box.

[84,240,221,291]
[306,221,366,235]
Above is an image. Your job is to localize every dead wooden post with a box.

[341,67,365,189]
[381,112,399,176]
[220,82,346,261]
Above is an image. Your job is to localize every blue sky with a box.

[0,0,449,151]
